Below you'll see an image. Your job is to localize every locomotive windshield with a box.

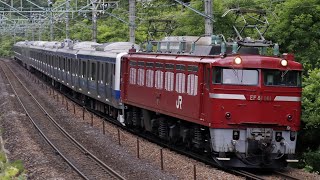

[263,70,302,87]
[214,68,258,85]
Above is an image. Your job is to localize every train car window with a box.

[165,63,174,70]
[146,70,154,87]
[220,68,258,85]
[146,62,154,68]
[155,63,164,69]
[188,65,198,72]
[91,62,96,81]
[111,64,115,87]
[176,64,186,71]
[74,59,79,75]
[63,58,67,71]
[155,70,164,89]
[68,59,71,73]
[175,73,186,93]
[187,74,198,96]
[105,63,110,85]
[99,63,104,83]
[59,57,62,70]
[263,70,301,87]
[82,61,87,78]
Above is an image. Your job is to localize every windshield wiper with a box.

[232,68,241,83]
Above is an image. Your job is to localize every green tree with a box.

[268,0,320,70]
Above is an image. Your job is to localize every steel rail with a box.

[1,61,125,180]
[273,170,300,180]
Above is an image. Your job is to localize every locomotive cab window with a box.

[214,68,258,85]
[263,70,301,87]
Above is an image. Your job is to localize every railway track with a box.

[0,60,125,180]
[6,59,303,180]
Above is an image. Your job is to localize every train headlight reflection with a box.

[280,59,288,66]
[234,57,242,65]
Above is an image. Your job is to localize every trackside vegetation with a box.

[0,0,319,173]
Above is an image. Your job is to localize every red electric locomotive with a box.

[121,35,302,168]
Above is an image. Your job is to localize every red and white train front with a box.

[205,54,302,168]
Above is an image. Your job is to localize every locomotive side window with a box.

[263,70,301,87]
[188,65,198,72]
[213,68,222,84]
[176,64,186,71]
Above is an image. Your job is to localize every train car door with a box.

[66,58,72,86]
[97,61,104,98]
[105,62,112,101]
[201,63,211,122]
[88,60,97,96]
[80,59,88,92]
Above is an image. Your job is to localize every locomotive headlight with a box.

[280,59,288,66]
[234,57,242,65]
[287,114,293,121]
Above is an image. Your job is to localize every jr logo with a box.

[176,95,182,109]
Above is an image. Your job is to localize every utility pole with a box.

[49,0,53,41]
[204,0,213,36]
[129,0,135,43]
[92,0,97,42]
[66,0,70,39]
[32,18,35,41]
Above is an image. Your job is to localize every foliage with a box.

[0,36,24,58]
[297,68,320,165]
[302,150,320,173]
[0,152,26,179]
[268,0,320,70]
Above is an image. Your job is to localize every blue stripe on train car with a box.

[113,90,121,100]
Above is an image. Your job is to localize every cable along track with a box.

[0,60,125,180]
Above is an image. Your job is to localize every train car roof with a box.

[127,53,303,71]
[96,42,140,53]
[72,41,101,50]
